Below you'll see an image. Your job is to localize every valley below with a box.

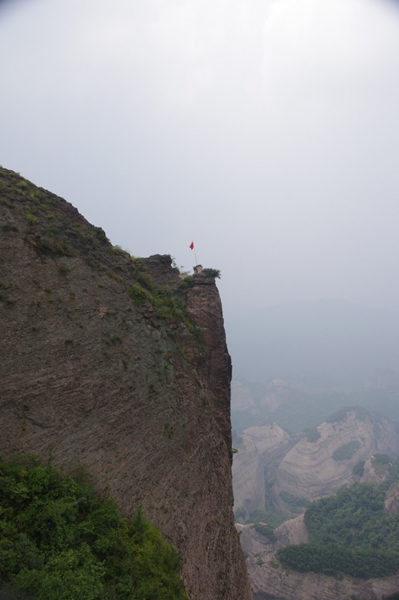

[232,378,399,600]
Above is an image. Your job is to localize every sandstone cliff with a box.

[232,424,292,518]
[0,167,253,600]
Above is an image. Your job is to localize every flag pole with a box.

[190,241,198,265]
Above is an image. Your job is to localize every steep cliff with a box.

[0,167,253,600]
[232,424,292,518]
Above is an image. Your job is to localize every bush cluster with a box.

[0,455,188,600]
[332,440,361,461]
[278,477,399,579]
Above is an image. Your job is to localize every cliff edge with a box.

[0,167,253,600]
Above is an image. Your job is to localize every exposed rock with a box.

[237,515,308,559]
[359,456,392,485]
[273,514,308,547]
[385,481,399,517]
[273,409,399,511]
[236,524,272,557]
[0,167,253,600]
[232,424,291,517]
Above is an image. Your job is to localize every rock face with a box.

[0,167,253,600]
[385,481,399,517]
[232,424,292,518]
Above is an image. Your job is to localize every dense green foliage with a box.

[332,440,361,461]
[0,456,188,600]
[279,543,398,579]
[279,492,309,513]
[246,508,287,530]
[202,268,221,279]
[253,524,276,541]
[372,453,393,476]
[352,461,365,478]
[278,477,399,578]
[304,427,320,443]
[178,276,195,290]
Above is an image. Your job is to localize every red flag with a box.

[189,241,194,250]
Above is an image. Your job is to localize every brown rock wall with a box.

[0,167,253,600]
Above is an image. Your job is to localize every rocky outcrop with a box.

[0,167,253,600]
[272,514,308,547]
[232,424,292,518]
[237,514,308,556]
[234,408,399,521]
[385,481,399,517]
[273,410,399,509]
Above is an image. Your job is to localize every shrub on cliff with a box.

[0,455,188,600]
[202,268,221,279]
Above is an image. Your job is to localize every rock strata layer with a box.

[0,167,253,600]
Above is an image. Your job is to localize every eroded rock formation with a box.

[0,167,253,600]
[273,410,399,508]
[233,409,399,519]
[232,424,292,518]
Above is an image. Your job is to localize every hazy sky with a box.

[1,0,399,317]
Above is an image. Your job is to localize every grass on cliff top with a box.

[0,455,188,600]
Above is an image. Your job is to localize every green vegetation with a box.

[278,542,398,579]
[127,260,204,344]
[332,440,361,461]
[304,427,320,443]
[253,523,276,541]
[372,453,393,476]
[0,167,205,350]
[247,508,287,530]
[178,276,195,290]
[202,268,221,279]
[352,461,365,478]
[278,470,399,578]
[279,492,309,513]
[0,455,188,599]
